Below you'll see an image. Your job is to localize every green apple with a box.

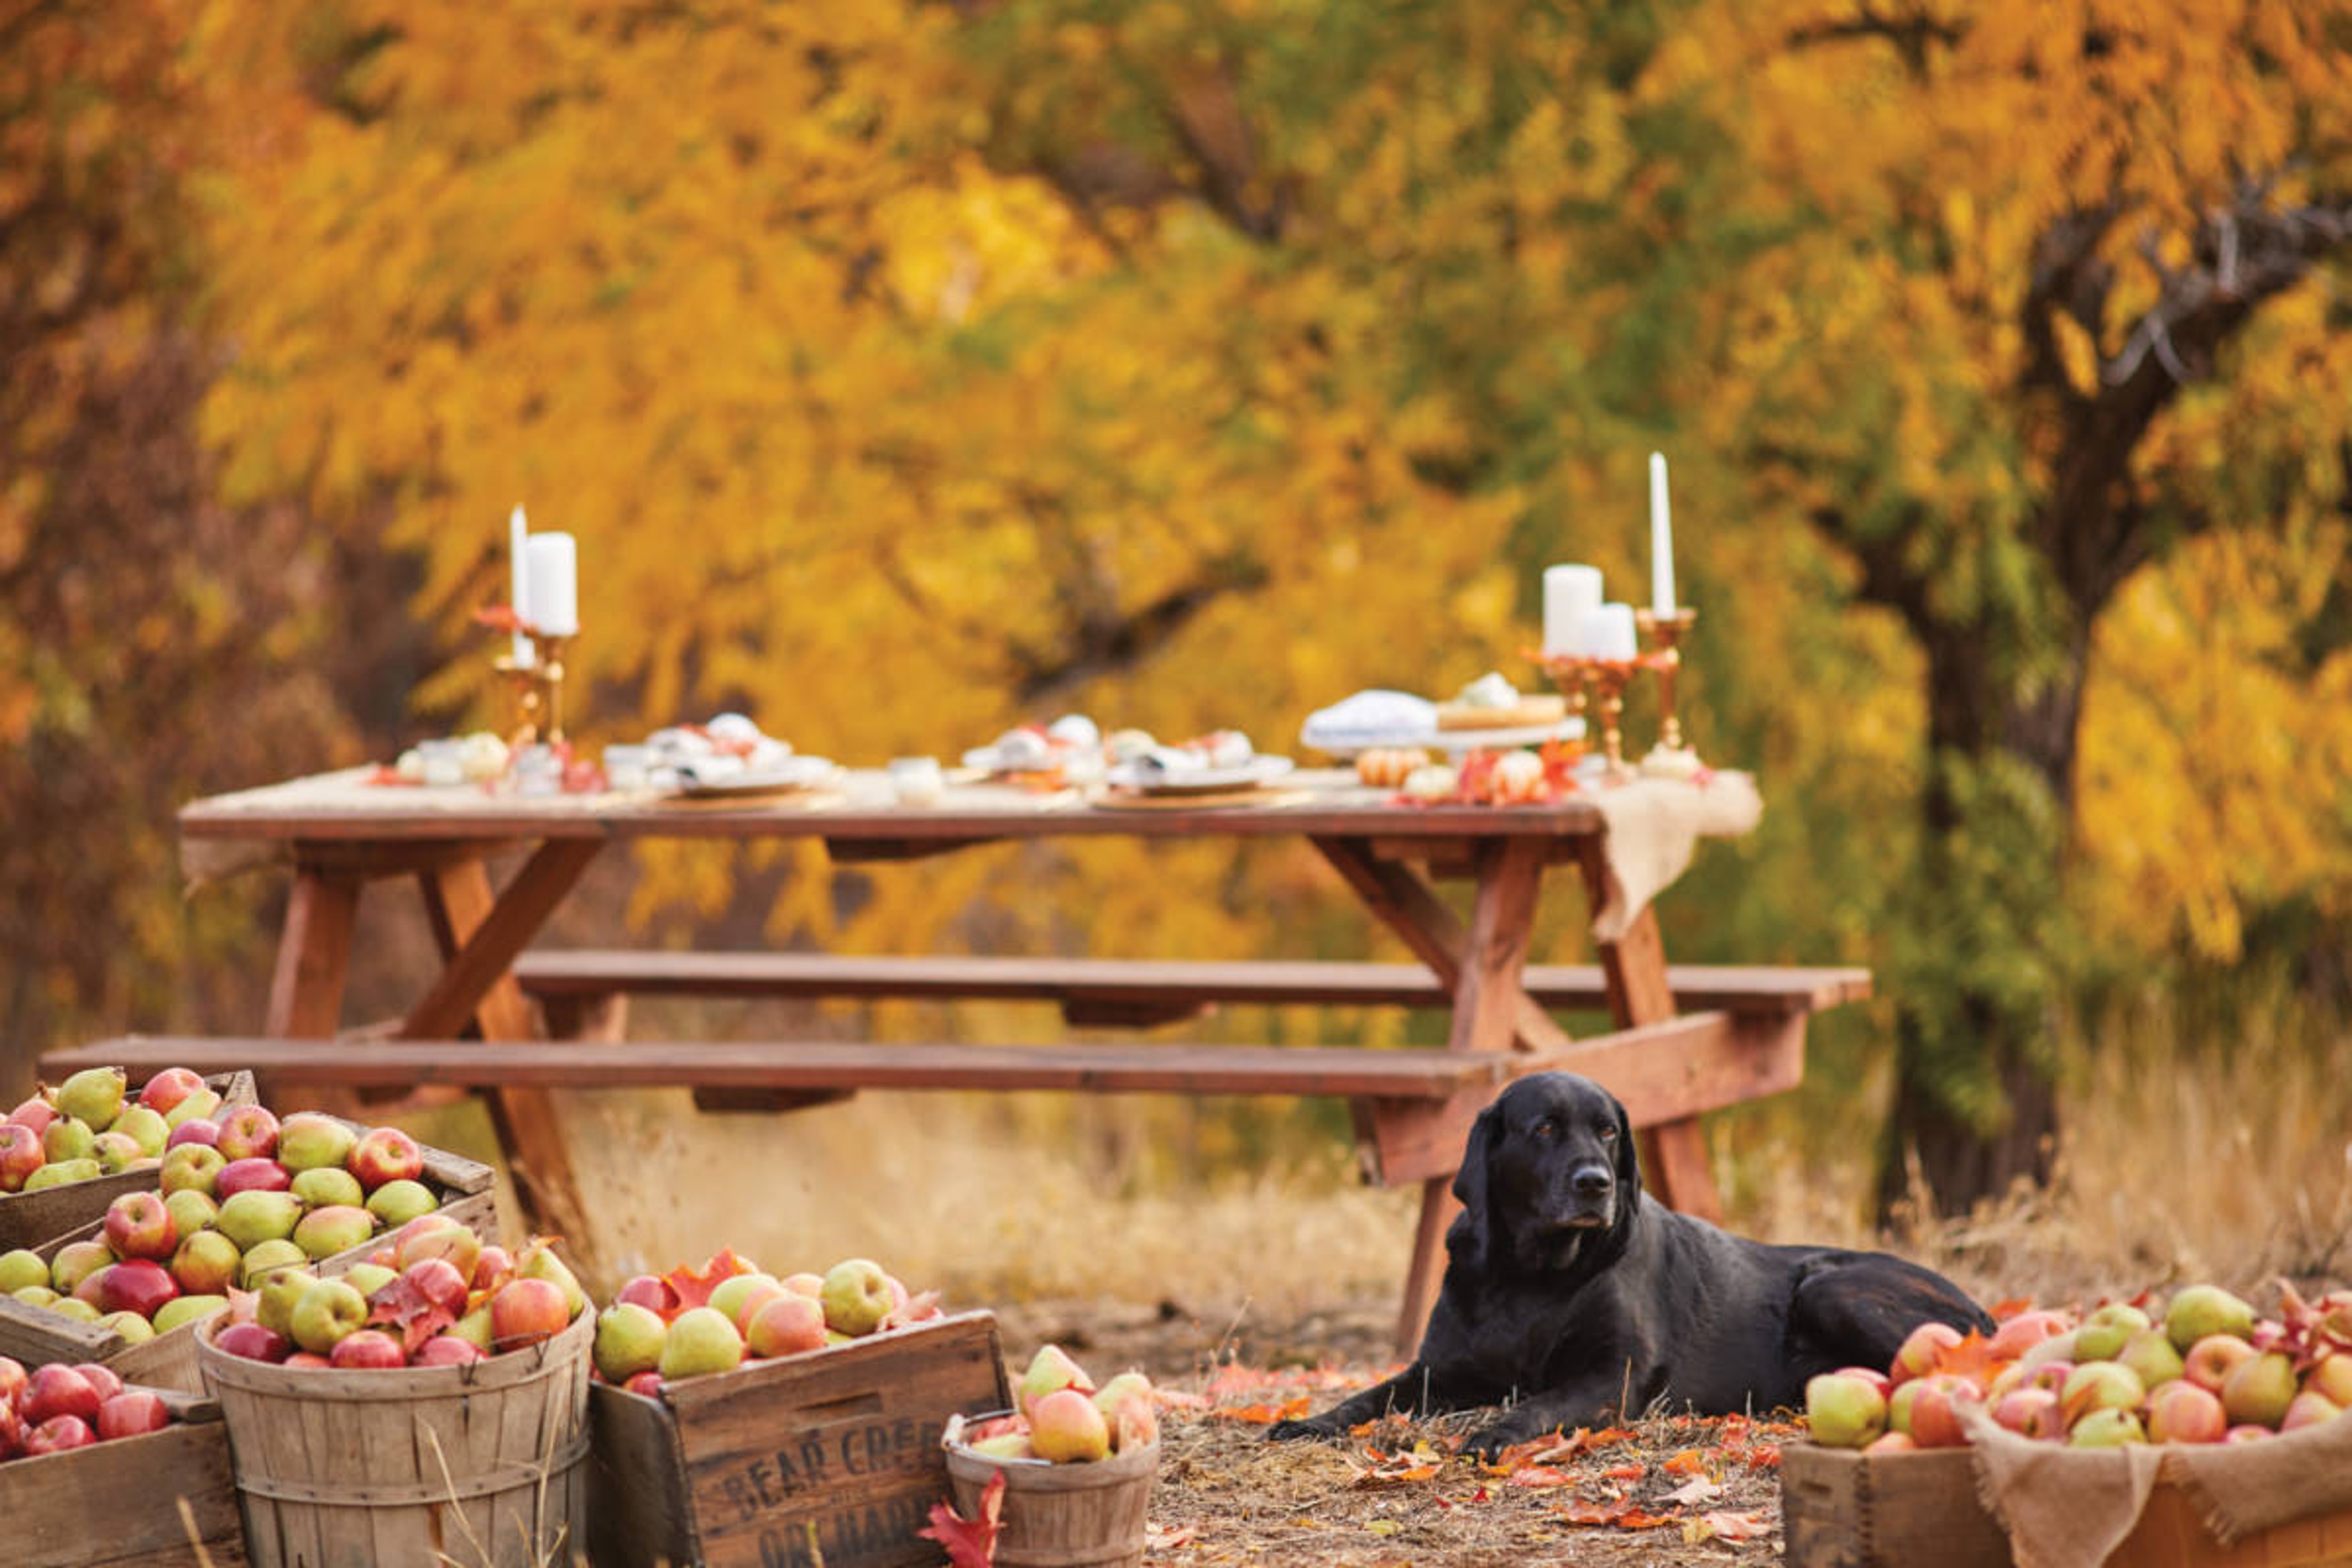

[154,1294,231,1335]
[658,1307,744,1379]
[111,1105,171,1160]
[288,1278,369,1354]
[0,1249,49,1294]
[274,1112,356,1173]
[820,1258,894,1338]
[2075,1303,2153,1363]
[159,1144,226,1196]
[707,1273,781,1327]
[163,1189,219,1238]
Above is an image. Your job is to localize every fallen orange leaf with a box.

[1661,1449,1709,1476]
[1506,1466,1576,1488]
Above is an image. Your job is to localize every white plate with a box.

[1308,718,1585,758]
[1104,756,1295,795]
[673,758,843,797]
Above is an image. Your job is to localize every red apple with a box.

[1988,1310,2070,1362]
[624,1370,663,1397]
[215,1157,293,1199]
[284,1351,333,1369]
[100,1258,181,1321]
[615,1274,677,1314]
[172,1231,243,1297]
[413,1336,486,1367]
[24,1414,95,1455]
[214,1323,291,1363]
[104,1191,179,1262]
[2224,1425,2272,1444]
[2185,1335,2258,1393]
[70,1363,123,1403]
[1992,1386,2065,1441]
[472,1245,514,1295]
[0,1355,26,1405]
[1907,1374,1981,1449]
[491,1277,569,1350]
[346,1127,423,1192]
[747,1292,829,1359]
[96,1390,172,1440]
[165,1118,221,1151]
[1890,1321,1966,1386]
[22,1365,102,1426]
[5,1096,56,1137]
[213,1106,281,1163]
[392,1215,481,1281]
[2147,1379,2228,1444]
[1862,1430,1917,1454]
[402,1257,470,1318]
[331,1330,407,1370]
[0,1124,43,1191]
[137,1067,208,1115]
[0,1406,20,1461]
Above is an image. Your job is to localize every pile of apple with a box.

[954,1346,1159,1465]
[594,1253,941,1392]
[0,1355,179,1460]
[1,1090,447,1346]
[1807,1281,2352,1452]
[0,1066,238,1193]
[209,1213,585,1369]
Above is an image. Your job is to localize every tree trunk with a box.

[1875,620,2090,1219]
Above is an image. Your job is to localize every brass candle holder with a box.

[1537,654,1640,783]
[1634,607,1700,779]
[495,631,574,748]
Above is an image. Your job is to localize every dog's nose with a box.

[1571,1164,1612,1199]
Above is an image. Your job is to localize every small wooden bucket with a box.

[946,1419,1158,1568]
[196,1308,590,1568]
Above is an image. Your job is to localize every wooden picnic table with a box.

[140,763,1851,1352]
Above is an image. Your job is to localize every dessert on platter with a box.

[617,714,839,797]
[962,715,1156,789]
[1104,731,1294,797]
[1434,671,1567,731]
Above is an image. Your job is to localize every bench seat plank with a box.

[47,1036,1513,1100]
[510,951,1869,1016]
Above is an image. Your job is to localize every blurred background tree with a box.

[4,0,2347,1222]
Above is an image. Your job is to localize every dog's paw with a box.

[1464,1420,1534,1461]
[1265,1417,1336,1443]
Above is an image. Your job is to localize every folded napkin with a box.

[1299,689,1438,749]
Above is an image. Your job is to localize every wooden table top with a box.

[178,764,1669,844]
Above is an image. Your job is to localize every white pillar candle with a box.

[1648,451,1676,616]
[524,532,578,636]
[1542,565,1605,657]
[508,506,534,667]
[1578,602,1639,662]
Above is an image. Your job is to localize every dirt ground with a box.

[986,1295,1793,1567]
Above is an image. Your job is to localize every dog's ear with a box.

[1447,1097,1505,1273]
[1611,1093,1642,1219]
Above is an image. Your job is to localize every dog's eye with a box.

[1597,1125,1619,1144]
[1531,1120,1555,1140]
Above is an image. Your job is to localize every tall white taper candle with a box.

[1648,451,1675,617]
[509,506,533,668]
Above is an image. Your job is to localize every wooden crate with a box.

[588,1310,1011,1568]
[198,1306,589,1568]
[1783,1444,2352,1568]
[0,1387,249,1568]
[0,1118,493,1391]
[0,1071,258,1248]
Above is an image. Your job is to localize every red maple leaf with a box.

[1928,1330,2006,1389]
[918,1469,1005,1568]
[660,1250,754,1319]
[366,1272,462,1355]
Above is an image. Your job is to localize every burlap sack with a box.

[1963,1407,2352,1568]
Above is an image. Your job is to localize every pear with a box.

[54,1068,126,1132]
[22,1158,99,1191]
[594,1303,669,1382]
[2165,1286,2256,1353]
[514,1243,587,1318]
[255,1268,320,1338]
[216,1190,303,1252]
[2118,1329,2186,1391]
[1020,1344,1093,1419]
[2222,1351,2298,1429]
[658,1306,744,1379]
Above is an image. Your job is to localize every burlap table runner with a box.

[1962,1406,2352,1568]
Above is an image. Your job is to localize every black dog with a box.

[1268,1071,1991,1455]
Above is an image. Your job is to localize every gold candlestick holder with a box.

[1634,607,1700,780]
[1537,653,1639,783]
[494,631,574,749]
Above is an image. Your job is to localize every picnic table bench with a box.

[136,763,1861,1351]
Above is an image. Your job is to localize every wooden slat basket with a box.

[588,1308,1010,1568]
[0,1071,258,1248]
[195,1305,591,1568]
[0,1114,493,1392]
[0,1387,249,1568]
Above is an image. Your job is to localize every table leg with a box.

[1575,842,1723,1223]
[1316,837,1567,1354]
[404,842,603,1259]
[265,870,361,1039]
